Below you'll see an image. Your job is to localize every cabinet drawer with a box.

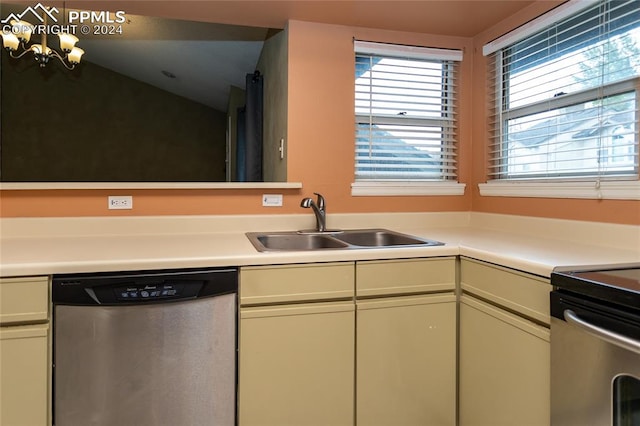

[0,276,49,325]
[356,257,455,297]
[460,258,551,324]
[240,262,354,305]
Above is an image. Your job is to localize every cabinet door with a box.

[459,296,550,426]
[239,302,354,426]
[357,294,456,426]
[0,324,49,426]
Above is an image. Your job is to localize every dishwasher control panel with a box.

[115,283,186,301]
[94,280,200,304]
[53,267,238,306]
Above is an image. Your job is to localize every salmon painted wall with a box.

[0,15,473,217]
[2,1,638,224]
[471,1,640,225]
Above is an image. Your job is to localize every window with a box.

[482,0,640,199]
[353,41,464,196]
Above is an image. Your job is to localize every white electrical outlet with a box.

[108,196,133,210]
[262,194,283,207]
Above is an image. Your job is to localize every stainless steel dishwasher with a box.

[52,267,238,426]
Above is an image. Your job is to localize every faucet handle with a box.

[314,192,325,210]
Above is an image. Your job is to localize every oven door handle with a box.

[564,309,640,355]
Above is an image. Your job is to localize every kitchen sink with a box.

[246,229,444,252]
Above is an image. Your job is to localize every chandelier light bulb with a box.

[58,33,79,52]
[67,47,85,64]
[1,31,20,51]
[10,20,33,43]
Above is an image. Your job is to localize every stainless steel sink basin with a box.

[253,233,349,251]
[332,229,434,247]
[246,229,443,252]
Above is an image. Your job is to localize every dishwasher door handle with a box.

[564,309,640,355]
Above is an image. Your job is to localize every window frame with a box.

[352,41,465,196]
[480,0,640,200]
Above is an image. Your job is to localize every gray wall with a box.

[1,54,226,182]
[256,28,288,182]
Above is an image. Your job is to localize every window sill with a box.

[351,181,466,196]
[0,182,303,191]
[478,180,640,200]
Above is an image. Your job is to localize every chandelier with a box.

[1,6,84,69]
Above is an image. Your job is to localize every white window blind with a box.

[485,0,640,182]
[354,41,462,182]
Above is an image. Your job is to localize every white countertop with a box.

[1,213,638,278]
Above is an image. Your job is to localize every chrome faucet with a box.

[300,192,326,232]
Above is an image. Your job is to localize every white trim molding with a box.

[352,181,466,196]
[478,180,640,200]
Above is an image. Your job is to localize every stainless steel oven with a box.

[551,265,640,426]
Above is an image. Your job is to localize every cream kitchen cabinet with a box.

[459,258,551,426]
[0,276,50,426]
[238,262,355,426]
[356,257,457,426]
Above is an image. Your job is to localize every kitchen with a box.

[1,0,639,425]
